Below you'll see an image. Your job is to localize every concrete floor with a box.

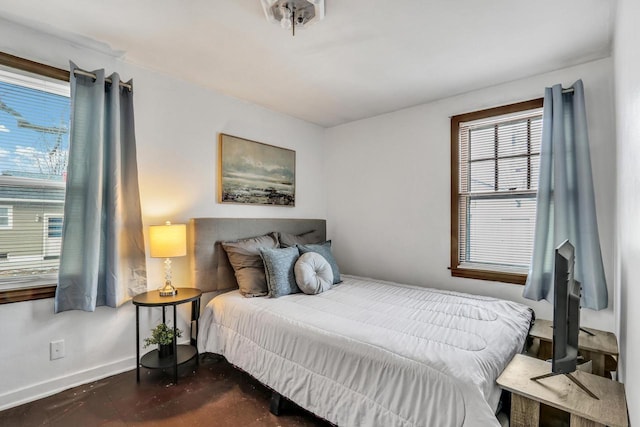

[0,355,332,426]
[2,353,563,427]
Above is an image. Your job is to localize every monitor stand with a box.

[530,371,599,399]
[580,327,595,337]
[547,324,596,336]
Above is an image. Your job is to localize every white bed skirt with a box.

[198,275,533,427]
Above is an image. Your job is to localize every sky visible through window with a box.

[0,80,70,180]
[0,74,70,285]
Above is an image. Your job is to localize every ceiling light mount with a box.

[261,0,325,36]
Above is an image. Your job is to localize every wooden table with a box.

[529,319,618,377]
[497,354,628,427]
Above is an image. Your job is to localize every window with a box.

[47,216,63,238]
[0,205,13,229]
[0,52,70,303]
[451,99,543,285]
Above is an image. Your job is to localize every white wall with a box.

[0,18,326,410]
[614,0,640,423]
[325,58,616,332]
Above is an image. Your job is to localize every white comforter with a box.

[198,275,532,427]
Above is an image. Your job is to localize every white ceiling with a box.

[0,0,615,127]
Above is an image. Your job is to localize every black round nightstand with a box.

[133,288,202,383]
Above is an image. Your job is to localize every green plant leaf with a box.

[143,323,183,348]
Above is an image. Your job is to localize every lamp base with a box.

[159,283,178,297]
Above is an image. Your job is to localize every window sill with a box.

[0,284,56,304]
[450,266,527,285]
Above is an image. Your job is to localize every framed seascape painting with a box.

[218,133,295,206]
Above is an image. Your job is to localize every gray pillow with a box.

[297,241,341,284]
[278,231,323,248]
[294,252,332,295]
[260,247,300,298]
[221,233,279,297]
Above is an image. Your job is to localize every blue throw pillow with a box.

[297,241,342,284]
[260,247,300,298]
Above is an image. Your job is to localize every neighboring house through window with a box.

[451,99,543,284]
[0,53,70,303]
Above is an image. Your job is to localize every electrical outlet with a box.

[50,340,65,360]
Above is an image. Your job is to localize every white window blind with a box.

[0,67,70,290]
[457,108,543,273]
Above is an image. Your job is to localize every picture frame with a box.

[218,133,295,206]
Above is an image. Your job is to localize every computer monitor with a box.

[551,239,581,374]
[530,239,597,399]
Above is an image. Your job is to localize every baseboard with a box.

[0,356,136,411]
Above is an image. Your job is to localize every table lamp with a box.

[149,221,187,297]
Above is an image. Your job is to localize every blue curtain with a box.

[523,79,607,310]
[55,62,147,313]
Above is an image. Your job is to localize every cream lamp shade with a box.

[149,221,186,296]
[149,222,186,258]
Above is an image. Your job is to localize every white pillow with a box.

[294,252,333,295]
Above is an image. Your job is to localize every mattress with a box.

[198,275,533,427]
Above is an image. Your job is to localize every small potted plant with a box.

[144,323,183,358]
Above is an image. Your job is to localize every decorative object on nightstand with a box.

[149,221,186,297]
[143,323,183,358]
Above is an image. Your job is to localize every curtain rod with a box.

[73,68,132,91]
[562,87,574,94]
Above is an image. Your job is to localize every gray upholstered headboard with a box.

[188,218,326,293]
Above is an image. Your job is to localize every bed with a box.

[190,218,533,427]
